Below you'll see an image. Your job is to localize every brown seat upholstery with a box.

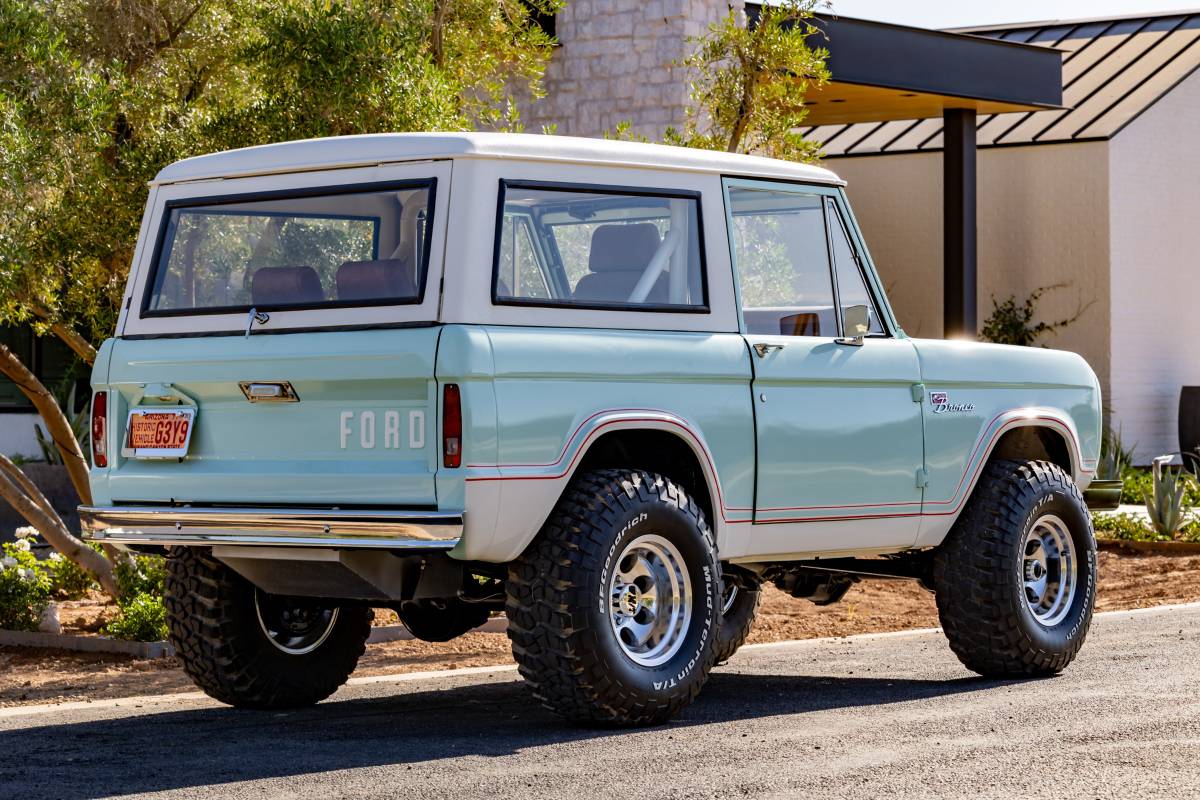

[336,259,417,302]
[779,312,821,336]
[250,266,324,306]
[572,223,668,304]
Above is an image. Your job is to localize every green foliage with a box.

[115,552,166,600]
[46,549,97,599]
[1092,511,1200,543]
[1123,465,1200,507]
[0,0,559,351]
[1142,456,1196,540]
[980,284,1089,347]
[105,592,167,642]
[103,551,168,640]
[666,0,829,160]
[0,538,51,631]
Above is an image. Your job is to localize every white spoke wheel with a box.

[608,534,692,667]
[1021,514,1077,628]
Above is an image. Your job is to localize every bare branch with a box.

[0,343,93,506]
[0,455,117,598]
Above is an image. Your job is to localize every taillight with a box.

[442,383,462,468]
[90,391,108,468]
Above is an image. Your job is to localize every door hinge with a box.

[911,383,925,403]
[916,468,930,489]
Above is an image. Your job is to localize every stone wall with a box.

[522,1,738,139]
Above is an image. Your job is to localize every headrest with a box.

[250,266,323,306]
[588,223,662,274]
[336,259,417,302]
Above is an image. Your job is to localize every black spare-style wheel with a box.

[165,547,371,709]
[933,459,1097,677]
[506,469,720,726]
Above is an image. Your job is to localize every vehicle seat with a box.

[779,312,821,336]
[573,223,668,304]
[250,266,324,306]
[336,259,418,302]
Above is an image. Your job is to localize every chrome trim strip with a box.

[79,505,462,549]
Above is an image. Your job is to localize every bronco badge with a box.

[930,391,976,415]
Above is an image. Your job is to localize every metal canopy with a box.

[803,14,1064,126]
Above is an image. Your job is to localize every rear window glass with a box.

[143,181,434,315]
[494,182,707,311]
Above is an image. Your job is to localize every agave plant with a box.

[1143,455,1196,539]
[1096,420,1133,481]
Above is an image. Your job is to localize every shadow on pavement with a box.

[0,669,1017,799]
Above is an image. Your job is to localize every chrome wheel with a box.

[608,533,692,667]
[254,590,340,655]
[1022,514,1077,628]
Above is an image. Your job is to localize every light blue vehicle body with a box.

[83,133,1102,571]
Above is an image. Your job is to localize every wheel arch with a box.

[985,423,1076,479]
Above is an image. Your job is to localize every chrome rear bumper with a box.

[79,505,463,549]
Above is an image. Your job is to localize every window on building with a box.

[0,326,89,414]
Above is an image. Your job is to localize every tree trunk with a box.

[0,343,93,506]
[25,303,98,365]
[0,455,117,598]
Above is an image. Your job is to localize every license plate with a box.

[125,407,196,459]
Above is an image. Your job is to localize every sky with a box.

[826,0,1198,29]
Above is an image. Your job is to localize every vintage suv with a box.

[80,133,1111,726]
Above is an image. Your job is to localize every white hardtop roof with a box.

[153,132,843,186]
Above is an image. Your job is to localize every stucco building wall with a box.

[521,0,735,140]
[1108,69,1200,462]
[826,142,1112,399]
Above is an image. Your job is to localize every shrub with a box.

[105,592,168,642]
[1092,512,1159,541]
[1143,456,1196,540]
[0,540,51,631]
[46,551,96,599]
[115,553,166,599]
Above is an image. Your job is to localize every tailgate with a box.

[99,327,441,507]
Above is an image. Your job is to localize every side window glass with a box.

[827,202,884,336]
[493,183,707,310]
[497,215,550,299]
[727,187,835,337]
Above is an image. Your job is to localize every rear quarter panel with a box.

[437,325,755,562]
[913,339,1102,547]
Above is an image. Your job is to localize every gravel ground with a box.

[1,603,1198,799]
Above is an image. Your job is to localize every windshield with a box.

[143,181,434,315]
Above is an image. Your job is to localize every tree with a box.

[0,0,558,597]
[665,0,829,161]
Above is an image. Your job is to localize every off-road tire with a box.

[713,576,761,664]
[397,599,491,643]
[933,459,1097,677]
[164,546,372,708]
[506,469,720,726]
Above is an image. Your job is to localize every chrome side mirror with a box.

[836,304,870,347]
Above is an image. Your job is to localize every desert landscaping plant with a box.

[980,283,1092,347]
[0,0,559,597]
[1143,455,1197,540]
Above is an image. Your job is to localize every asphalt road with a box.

[4,604,1200,800]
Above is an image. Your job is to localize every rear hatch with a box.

[103,328,440,507]
[101,161,452,508]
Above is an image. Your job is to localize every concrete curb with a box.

[0,629,174,659]
[1097,537,1200,555]
[0,616,509,659]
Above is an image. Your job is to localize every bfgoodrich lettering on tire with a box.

[506,469,720,726]
[933,459,1097,677]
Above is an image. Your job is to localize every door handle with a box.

[752,343,785,358]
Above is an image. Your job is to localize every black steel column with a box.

[943,108,977,339]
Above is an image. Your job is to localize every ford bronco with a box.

[81,133,1111,726]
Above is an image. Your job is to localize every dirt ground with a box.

[3,548,1197,708]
